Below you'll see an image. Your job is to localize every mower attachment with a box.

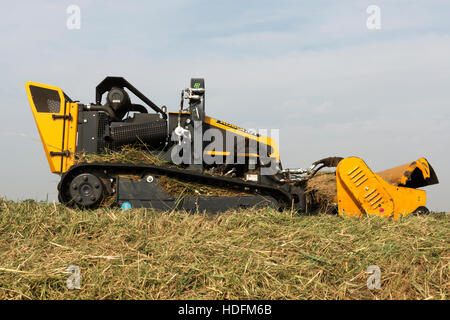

[335,157,431,220]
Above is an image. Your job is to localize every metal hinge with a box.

[52,114,72,120]
[50,151,71,157]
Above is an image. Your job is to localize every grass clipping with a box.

[75,146,247,198]
[0,199,448,300]
[75,145,170,167]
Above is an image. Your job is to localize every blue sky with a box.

[0,1,449,210]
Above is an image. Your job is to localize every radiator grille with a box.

[29,85,61,113]
[111,119,167,149]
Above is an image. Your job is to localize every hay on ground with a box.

[305,172,337,212]
[0,199,448,300]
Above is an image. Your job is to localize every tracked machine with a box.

[26,77,439,219]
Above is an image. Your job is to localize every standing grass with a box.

[0,198,448,299]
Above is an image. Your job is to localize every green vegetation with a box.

[0,198,448,300]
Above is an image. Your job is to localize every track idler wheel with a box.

[68,173,104,208]
[412,206,430,215]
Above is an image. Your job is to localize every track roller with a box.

[67,173,105,208]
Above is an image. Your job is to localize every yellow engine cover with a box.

[336,157,426,220]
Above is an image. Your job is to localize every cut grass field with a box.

[0,198,448,300]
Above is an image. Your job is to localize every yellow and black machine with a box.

[26,77,438,218]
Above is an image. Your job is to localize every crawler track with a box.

[58,162,306,211]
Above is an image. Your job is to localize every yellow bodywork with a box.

[26,82,78,174]
[377,157,438,188]
[205,116,281,161]
[336,157,427,220]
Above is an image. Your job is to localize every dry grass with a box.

[305,172,337,212]
[76,146,245,197]
[157,176,248,197]
[75,145,171,167]
[0,198,448,300]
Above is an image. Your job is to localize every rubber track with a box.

[58,162,295,206]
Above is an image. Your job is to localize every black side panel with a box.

[116,177,277,213]
[125,197,277,213]
[76,110,109,153]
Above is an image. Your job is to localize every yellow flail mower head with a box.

[335,157,438,220]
